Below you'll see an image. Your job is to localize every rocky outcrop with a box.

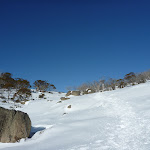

[72,91,80,96]
[67,105,71,108]
[60,97,70,100]
[0,107,31,143]
[66,91,81,96]
[83,89,95,95]
[66,91,72,96]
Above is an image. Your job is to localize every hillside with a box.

[1,82,150,150]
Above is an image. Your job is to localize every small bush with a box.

[14,88,31,101]
[20,101,25,105]
[15,100,20,103]
[48,91,53,94]
[39,93,45,98]
[0,96,6,99]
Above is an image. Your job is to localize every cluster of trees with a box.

[33,80,56,92]
[0,72,56,101]
[70,70,150,93]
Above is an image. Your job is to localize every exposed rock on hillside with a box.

[66,91,72,96]
[0,107,31,143]
[66,91,80,96]
[60,97,70,100]
[83,89,95,95]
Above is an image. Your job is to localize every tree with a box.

[0,72,15,99]
[15,78,31,90]
[135,73,146,84]
[66,86,76,91]
[49,84,56,90]
[0,77,5,89]
[124,72,136,85]
[33,80,56,92]
[3,83,14,100]
[116,79,126,88]
[14,88,31,101]
[1,72,12,79]
[140,70,150,80]
[99,79,105,92]
[107,78,117,90]
[76,83,89,92]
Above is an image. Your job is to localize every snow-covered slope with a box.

[1,82,150,150]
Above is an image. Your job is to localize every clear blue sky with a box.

[0,0,150,92]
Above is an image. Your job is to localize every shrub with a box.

[0,96,6,99]
[124,72,136,85]
[39,93,45,98]
[15,78,31,90]
[14,88,31,101]
[15,100,20,103]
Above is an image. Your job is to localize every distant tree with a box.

[0,72,15,99]
[33,80,56,92]
[14,88,31,101]
[76,83,89,92]
[124,72,136,85]
[1,72,15,86]
[141,70,150,80]
[66,86,76,91]
[1,72,12,79]
[3,83,14,100]
[49,84,56,90]
[107,78,117,90]
[15,78,31,90]
[135,73,146,84]
[0,77,5,89]
[99,79,105,91]
[116,79,126,88]
[88,81,100,92]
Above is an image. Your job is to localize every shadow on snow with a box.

[29,126,46,138]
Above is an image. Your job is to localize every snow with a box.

[1,82,150,149]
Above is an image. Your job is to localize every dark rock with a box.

[0,107,31,143]
[67,105,71,108]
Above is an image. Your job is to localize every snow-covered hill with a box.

[1,82,150,150]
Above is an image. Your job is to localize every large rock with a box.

[0,107,31,143]
[66,91,81,96]
[72,91,80,96]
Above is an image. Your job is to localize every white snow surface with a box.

[1,82,150,150]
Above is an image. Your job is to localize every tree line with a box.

[0,72,56,101]
[67,70,150,93]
